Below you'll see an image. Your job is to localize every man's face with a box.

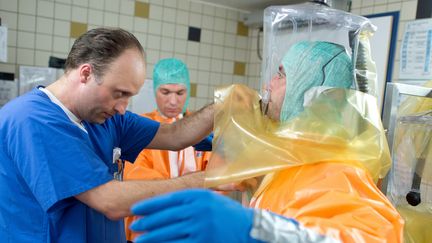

[78,48,146,123]
[266,65,286,121]
[155,84,188,118]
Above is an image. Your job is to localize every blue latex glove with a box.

[130,189,262,243]
[192,132,213,151]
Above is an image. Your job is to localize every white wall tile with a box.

[148,19,162,35]
[387,2,402,12]
[177,0,189,11]
[0,63,16,73]
[134,17,148,33]
[199,43,211,57]
[224,33,236,48]
[119,15,134,31]
[198,71,210,85]
[212,31,224,45]
[72,6,88,23]
[162,7,176,23]
[7,30,17,47]
[88,9,104,25]
[160,37,174,52]
[175,10,189,25]
[198,57,211,71]
[222,60,231,74]
[19,0,36,15]
[35,50,51,67]
[54,20,70,37]
[362,0,374,7]
[210,72,221,85]
[54,3,71,21]
[190,1,202,13]
[200,29,213,44]
[400,1,418,20]
[37,1,54,18]
[226,20,236,34]
[214,7,226,18]
[17,48,35,66]
[7,47,16,63]
[211,45,223,59]
[175,25,187,39]
[187,41,199,56]
[150,4,163,20]
[374,0,387,4]
[36,34,52,51]
[197,84,208,97]
[0,11,18,29]
[189,13,201,28]
[174,39,187,54]
[202,4,215,16]
[227,10,239,21]
[0,0,18,12]
[18,14,36,32]
[186,55,198,69]
[213,17,226,32]
[105,0,120,13]
[147,35,161,50]
[53,36,69,53]
[373,5,387,13]
[223,47,234,60]
[211,59,222,72]
[162,22,175,37]
[146,49,160,65]
[120,1,134,15]
[201,15,214,30]
[104,12,119,27]
[89,0,104,10]
[17,31,35,49]
[73,0,88,7]
[163,0,177,8]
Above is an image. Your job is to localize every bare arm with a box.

[75,171,204,220]
[146,103,214,150]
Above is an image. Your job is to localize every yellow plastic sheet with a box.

[205,84,391,187]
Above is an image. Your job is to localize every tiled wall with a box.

[0,0,419,110]
[351,0,419,82]
[0,0,260,110]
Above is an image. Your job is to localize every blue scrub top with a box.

[0,88,160,242]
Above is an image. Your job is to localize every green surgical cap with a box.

[153,58,190,113]
[280,41,353,122]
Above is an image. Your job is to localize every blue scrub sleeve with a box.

[7,114,112,212]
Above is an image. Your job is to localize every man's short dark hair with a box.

[65,28,145,78]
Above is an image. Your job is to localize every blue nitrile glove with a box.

[192,132,213,151]
[130,189,263,243]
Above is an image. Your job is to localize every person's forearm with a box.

[76,171,205,220]
[147,103,214,150]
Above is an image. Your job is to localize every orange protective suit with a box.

[124,110,211,241]
[206,84,404,243]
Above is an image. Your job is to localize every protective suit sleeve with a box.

[251,209,340,243]
[130,189,263,243]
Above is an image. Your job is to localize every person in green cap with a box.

[123,58,212,242]
[128,41,403,243]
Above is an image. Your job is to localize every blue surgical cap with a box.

[280,41,353,122]
[153,58,190,113]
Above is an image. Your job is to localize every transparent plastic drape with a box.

[205,84,390,188]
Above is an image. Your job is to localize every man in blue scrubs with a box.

[0,28,213,243]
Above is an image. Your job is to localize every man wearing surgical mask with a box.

[123,58,211,242]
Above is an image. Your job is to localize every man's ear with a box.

[79,64,92,83]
